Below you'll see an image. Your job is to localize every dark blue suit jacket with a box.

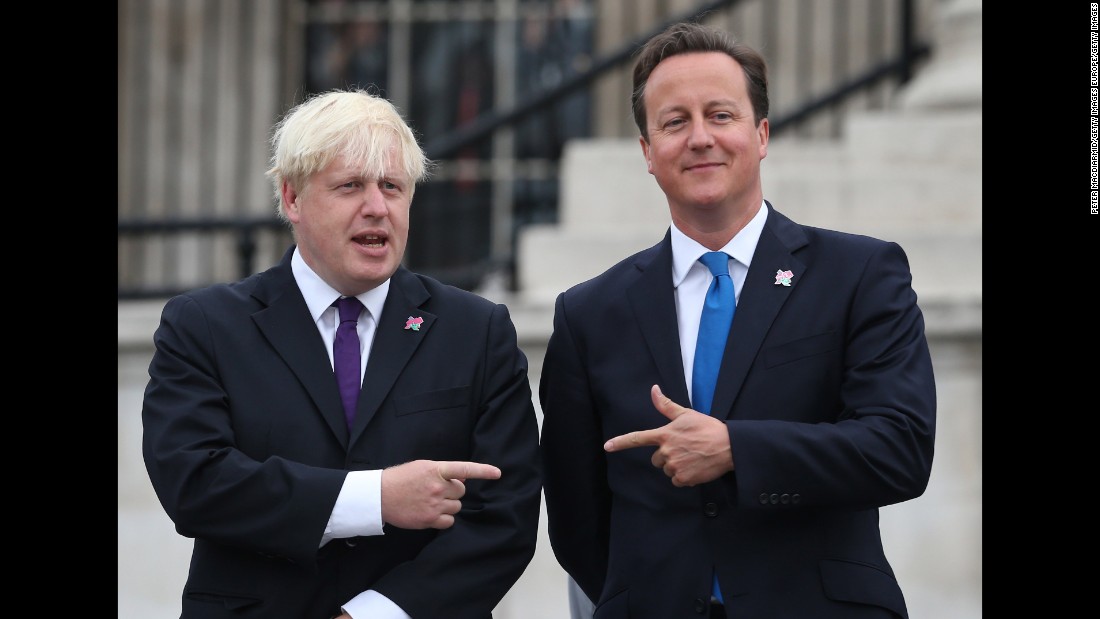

[143,247,542,619]
[540,204,935,619]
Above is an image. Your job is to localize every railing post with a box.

[900,0,915,84]
[237,223,257,281]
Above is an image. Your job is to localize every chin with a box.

[687,196,729,210]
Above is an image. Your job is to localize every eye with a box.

[664,118,686,129]
[711,112,734,122]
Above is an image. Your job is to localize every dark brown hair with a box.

[631,22,769,140]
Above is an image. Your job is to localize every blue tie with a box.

[691,251,734,605]
[692,252,735,416]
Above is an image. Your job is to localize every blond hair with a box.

[266,89,432,221]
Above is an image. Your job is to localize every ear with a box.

[281,180,302,224]
[757,118,770,160]
[639,135,654,175]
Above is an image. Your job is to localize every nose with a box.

[358,183,389,217]
[687,121,715,150]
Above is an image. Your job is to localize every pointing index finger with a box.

[604,428,660,452]
[439,461,502,481]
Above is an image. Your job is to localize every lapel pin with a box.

[774,269,794,286]
[404,316,424,331]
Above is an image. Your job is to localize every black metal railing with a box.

[117,216,291,299]
[118,0,929,300]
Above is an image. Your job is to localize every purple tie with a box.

[333,296,364,430]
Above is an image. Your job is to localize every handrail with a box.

[427,0,923,160]
[118,217,287,300]
[425,0,740,160]
[770,43,930,134]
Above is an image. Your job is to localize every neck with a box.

[672,198,761,250]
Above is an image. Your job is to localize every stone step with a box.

[762,159,981,230]
[554,107,982,235]
[557,140,668,232]
[839,109,981,166]
[518,227,980,310]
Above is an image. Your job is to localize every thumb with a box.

[651,384,690,421]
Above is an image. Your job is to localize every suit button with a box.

[694,598,707,613]
[703,502,719,517]
[780,493,790,504]
[758,493,769,504]
[792,494,801,504]
[770,493,779,504]
[345,538,357,548]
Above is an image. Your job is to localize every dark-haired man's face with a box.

[640,52,768,232]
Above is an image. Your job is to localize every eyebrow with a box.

[656,98,742,116]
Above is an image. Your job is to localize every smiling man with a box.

[540,22,936,619]
[142,89,542,619]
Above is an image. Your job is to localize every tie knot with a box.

[699,251,729,277]
[334,296,364,323]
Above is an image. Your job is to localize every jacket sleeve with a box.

[539,291,612,604]
[142,294,346,567]
[728,240,937,511]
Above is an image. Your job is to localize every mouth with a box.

[686,162,722,171]
[353,233,386,248]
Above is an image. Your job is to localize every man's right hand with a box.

[380,460,502,529]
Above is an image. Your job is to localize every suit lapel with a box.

[710,205,808,420]
[250,250,350,444]
[352,268,434,441]
[627,232,691,407]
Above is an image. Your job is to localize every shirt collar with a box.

[670,200,768,287]
[291,247,390,323]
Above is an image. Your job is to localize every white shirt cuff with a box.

[322,469,383,545]
[343,589,412,619]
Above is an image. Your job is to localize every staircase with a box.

[516,0,981,337]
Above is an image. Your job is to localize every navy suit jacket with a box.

[540,204,935,619]
[143,247,541,619]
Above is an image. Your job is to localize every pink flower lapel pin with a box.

[404,316,424,331]
[774,269,794,287]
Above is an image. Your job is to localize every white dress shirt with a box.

[291,248,412,619]
[670,201,768,404]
